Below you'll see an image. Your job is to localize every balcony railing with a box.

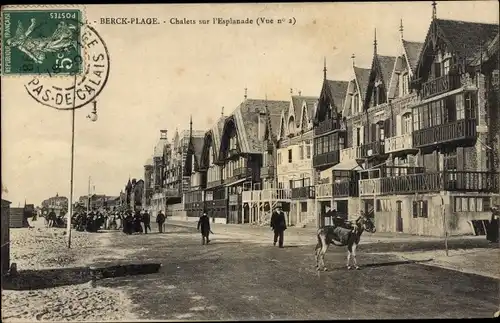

[164,188,180,197]
[333,180,359,197]
[360,141,385,159]
[421,74,461,99]
[313,151,340,168]
[359,178,381,196]
[206,179,223,189]
[359,171,499,196]
[340,146,362,162]
[261,188,291,200]
[413,118,477,148]
[233,167,252,179]
[385,133,413,154]
[260,166,274,178]
[291,186,316,199]
[314,119,345,136]
[315,183,333,199]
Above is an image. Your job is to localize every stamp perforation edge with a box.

[1,5,87,78]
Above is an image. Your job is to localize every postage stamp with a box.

[2,9,83,75]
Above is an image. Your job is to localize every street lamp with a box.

[67,100,98,249]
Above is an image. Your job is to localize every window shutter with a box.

[364,124,369,144]
[371,123,377,142]
[412,201,418,218]
[422,201,428,218]
[384,119,391,138]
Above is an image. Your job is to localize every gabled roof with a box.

[377,55,397,88]
[470,32,499,66]
[353,67,371,102]
[415,18,498,78]
[326,80,349,110]
[436,19,498,61]
[222,99,290,155]
[290,95,318,127]
[265,103,285,142]
[402,40,424,73]
[191,137,204,164]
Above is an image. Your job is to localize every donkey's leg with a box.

[320,240,329,271]
[351,243,360,269]
[314,241,321,269]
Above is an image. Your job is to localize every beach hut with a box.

[1,199,11,277]
[9,207,25,228]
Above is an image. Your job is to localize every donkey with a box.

[314,213,376,271]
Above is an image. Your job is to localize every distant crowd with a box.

[42,208,168,234]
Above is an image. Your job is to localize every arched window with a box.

[401,112,412,134]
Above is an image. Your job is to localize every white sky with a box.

[1,1,498,206]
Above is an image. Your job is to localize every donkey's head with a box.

[355,212,376,234]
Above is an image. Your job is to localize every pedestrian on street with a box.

[156,210,166,233]
[270,204,287,248]
[487,205,499,243]
[197,212,212,245]
[48,209,57,228]
[142,209,152,234]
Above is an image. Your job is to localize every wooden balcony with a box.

[291,186,315,200]
[315,183,333,199]
[206,179,223,189]
[412,118,477,148]
[313,151,340,168]
[421,74,461,99]
[384,133,414,154]
[360,141,385,159]
[314,119,345,136]
[359,178,381,196]
[260,166,274,178]
[333,180,359,198]
[242,189,292,202]
[164,188,181,197]
[360,171,499,196]
[340,146,362,162]
[233,167,252,179]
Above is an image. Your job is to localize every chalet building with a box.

[312,63,350,227]
[185,96,290,224]
[41,193,68,213]
[276,91,318,226]
[182,117,205,219]
[357,7,499,236]
[124,178,144,212]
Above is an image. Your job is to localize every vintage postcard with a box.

[1,1,499,321]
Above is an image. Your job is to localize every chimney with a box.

[160,130,168,140]
[258,111,267,141]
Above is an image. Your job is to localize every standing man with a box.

[197,212,211,245]
[47,209,57,228]
[142,209,152,234]
[270,204,287,248]
[156,210,166,233]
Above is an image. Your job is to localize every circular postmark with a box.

[19,18,110,110]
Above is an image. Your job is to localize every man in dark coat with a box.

[47,209,57,227]
[133,210,143,233]
[487,206,499,243]
[156,210,166,233]
[142,210,152,234]
[270,204,287,248]
[197,213,211,245]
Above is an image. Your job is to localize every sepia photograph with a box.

[1,1,499,321]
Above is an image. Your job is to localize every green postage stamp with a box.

[2,9,82,75]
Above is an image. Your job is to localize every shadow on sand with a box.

[323,259,434,271]
[3,263,162,291]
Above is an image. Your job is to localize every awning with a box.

[332,159,362,171]
[224,178,248,187]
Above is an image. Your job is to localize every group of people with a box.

[44,209,66,228]
[121,209,167,235]
[69,208,168,234]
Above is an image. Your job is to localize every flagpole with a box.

[67,100,76,249]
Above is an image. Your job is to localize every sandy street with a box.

[2,219,137,322]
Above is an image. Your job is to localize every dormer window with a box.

[443,58,451,76]
[191,155,196,173]
[209,146,214,165]
[352,93,359,114]
[288,118,295,136]
[372,81,385,106]
[399,72,409,97]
